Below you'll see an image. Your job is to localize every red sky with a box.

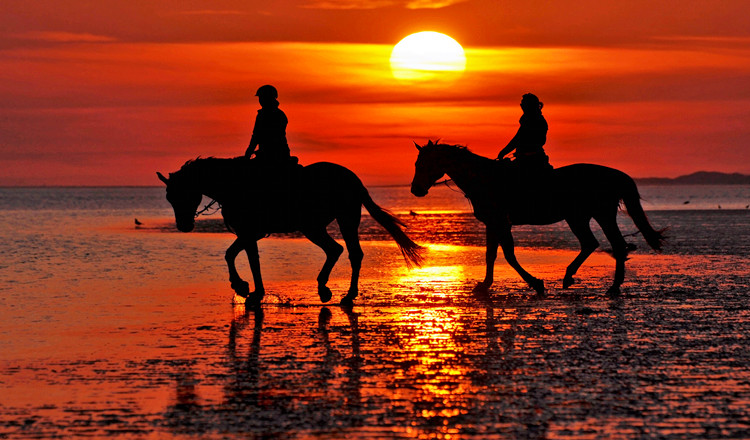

[2,0,749,185]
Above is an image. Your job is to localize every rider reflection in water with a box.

[244,85,291,164]
[497,93,552,173]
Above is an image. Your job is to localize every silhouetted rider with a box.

[497,93,551,171]
[244,85,290,163]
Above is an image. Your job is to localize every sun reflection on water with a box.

[388,306,473,436]
[398,264,467,286]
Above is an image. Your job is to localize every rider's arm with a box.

[497,129,520,159]
[245,138,258,157]
[245,112,263,157]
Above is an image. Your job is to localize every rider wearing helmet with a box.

[245,85,290,162]
[497,93,551,171]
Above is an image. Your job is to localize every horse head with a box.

[411,140,449,197]
[157,167,203,233]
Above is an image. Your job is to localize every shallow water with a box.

[1,186,749,438]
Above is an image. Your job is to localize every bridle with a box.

[194,199,221,217]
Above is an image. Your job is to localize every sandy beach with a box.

[3,230,750,439]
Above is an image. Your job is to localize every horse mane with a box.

[179,156,224,170]
[425,140,479,156]
[424,139,469,151]
[425,140,502,170]
[168,157,252,192]
[177,156,248,174]
[437,142,469,151]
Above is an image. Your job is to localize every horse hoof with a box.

[246,290,264,308]
[473,282,490,293]
[530,278,546,295]
[341,289,357,307]
[606,286,621,297]
[245,297,261,309]
[318,286,333,303]
[562,276,576,289]
[231,280,250,298]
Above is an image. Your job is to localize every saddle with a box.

[495,158,556,223]
[241,156,303,233]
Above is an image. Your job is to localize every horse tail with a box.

[361,189,425,269]
[621,176,667,251]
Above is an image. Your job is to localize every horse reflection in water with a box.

[162,306,363,434]
[158,157,423,306]
[411,141,666,295]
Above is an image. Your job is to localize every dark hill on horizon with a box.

[636,171,750,185]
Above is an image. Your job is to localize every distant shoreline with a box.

[635,171,750,185]
[1,171,748,188]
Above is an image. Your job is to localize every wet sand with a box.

[2,235,750,439]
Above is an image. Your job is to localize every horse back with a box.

[550,163,636,214]
[548,163,627,193]
[296,162,365,199]
[287,161,365,216]
[553,163,631,183]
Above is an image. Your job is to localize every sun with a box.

[390,31,466,82]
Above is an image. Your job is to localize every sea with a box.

[1,184,750,439]
[2,183,749,256]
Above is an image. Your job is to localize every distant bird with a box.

[683,201,690,205]
[134,218,143,226]
[409,210,418,216]
[718,205,722,209]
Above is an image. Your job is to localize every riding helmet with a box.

[255,85,278,99]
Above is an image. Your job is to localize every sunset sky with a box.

[2,0,749,186]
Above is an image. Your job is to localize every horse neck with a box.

[441,147,498,197]
[183,158,235,203]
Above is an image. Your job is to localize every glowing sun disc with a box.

[390,31,466,81]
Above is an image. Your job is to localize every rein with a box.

[195,199,221,217]
[434,177,474,211]
[435,178,463,194]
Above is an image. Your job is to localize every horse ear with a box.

[414,141,422,151]
[156,172,169,185]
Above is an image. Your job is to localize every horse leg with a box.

[302,227,344,303]
[594,213,629,296]
[563,218,599,289]
[474,227,499,293]
[498,228,545,295]
[243,239,265,307]
[225,238,250,299]
[338,214,364,306]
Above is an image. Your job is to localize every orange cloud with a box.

[13,31,117,43]
[301,0,397,9]
[302,0,465,9]
[405,0,468,9]
[173,10,248,16]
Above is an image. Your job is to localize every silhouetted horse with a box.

[158,157,423,306]
[410,141,665,295]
